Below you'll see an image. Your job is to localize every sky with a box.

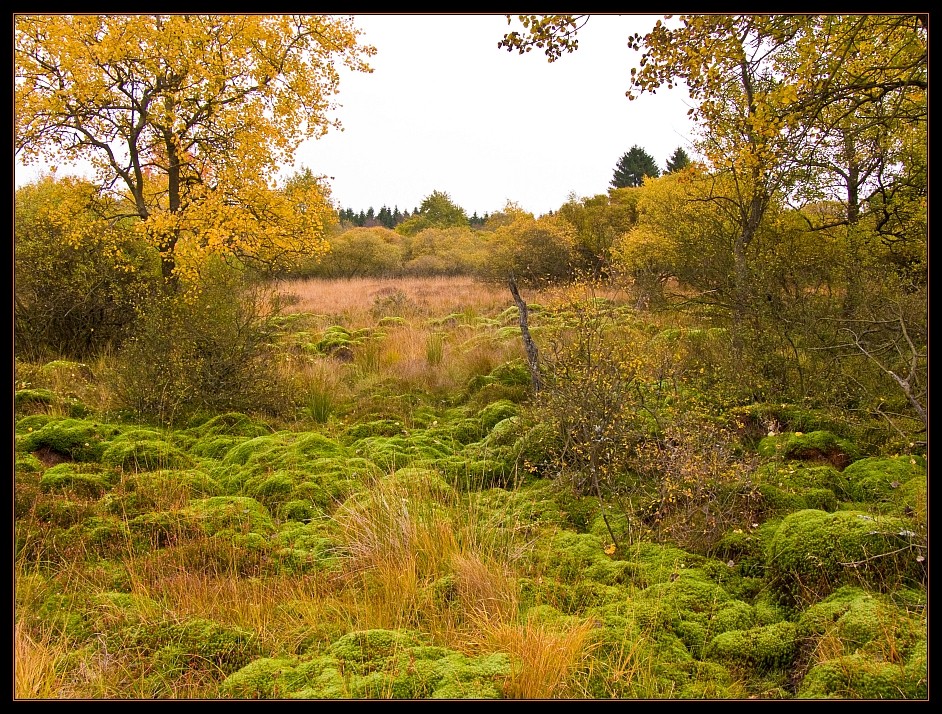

[14,13,698,219]
[302,14,696,217]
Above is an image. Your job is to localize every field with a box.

[14,276,928,700]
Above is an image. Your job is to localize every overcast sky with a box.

[14,13,697,219]
[303,13,696,217]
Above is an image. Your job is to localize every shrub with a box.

[14,174,159,358]
[111,262,287,424]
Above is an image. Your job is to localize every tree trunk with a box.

[508,274,541,393]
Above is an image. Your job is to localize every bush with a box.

[111,262,288,424]
[14,175,159,358]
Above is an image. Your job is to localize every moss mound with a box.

[757,430,861,469]
[220,629,511,699]
[18,418,121,463]
[766,509,926,607]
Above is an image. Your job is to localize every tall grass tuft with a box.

[481,618,597,699]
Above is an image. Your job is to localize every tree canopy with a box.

[14,14,376,284]
[610,145,661,189]
[665,147,692,173]
[395,190,470,236]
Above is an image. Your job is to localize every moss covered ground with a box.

[14,280,927,700]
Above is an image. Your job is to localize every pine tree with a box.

[610,145,661,188]
[665,146,692,173]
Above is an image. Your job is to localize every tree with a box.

[395,190,470,236]
[15,15,375,285]
[500,14,927,431]
[557,191,638,276]
[665,146,692,173]
[610,145,660,188]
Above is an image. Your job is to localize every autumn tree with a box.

[15,14,375,286]
[556,191,638,277]
[610,145,661,188]
[500,14,927,433]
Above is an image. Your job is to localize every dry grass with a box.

[481,618,597,699]
[14,620,69,699]
[275,276,535,322]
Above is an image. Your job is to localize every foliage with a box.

[15,15,375,283]
[665,146,692,173]
[556,192,639,277]
[610,145,661,189]
[302,226,405,279]
[481,210,575,286]
[112,262,288,424]
[15,175,159,358]
[395,191,470,237]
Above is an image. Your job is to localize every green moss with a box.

[33,497,88,527]
[756,482,838,515]
[706,621,799,671]
[797,653,927,699]
[633,568,739,657]
[16,414,55,435]
[327,628,424,666]
[39,462,119,498]
[839,456,926,502]
[477,400,520,431]
[352,434,452,471]
[243,471,298,508]
[766,509,926,607]
[221,630,510,699]
[276,499,323,522]
[621,541,707,588]
[14,388,57,410]
[388,468,454,499]
[221,431,350,474]
[18,417,119,462]
[217,656,298,698]
[189,434,251,460]
[181,496,276,535]
[797,586,926,669]
[128,509,202,547]
[185,412,272,438]
[536,531,631,585]
[63,515,131,556]
[345,418,406,440]
[86,591,163,637]
[467,381,530,408]
[125,617,260,678]
[712,600,758,633]
[270,521,341,574]
[757,430,861,469]
[100,435,195,471]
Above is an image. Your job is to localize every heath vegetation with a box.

[15,14,926,700]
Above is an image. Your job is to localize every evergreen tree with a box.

[610,145,661,188]
[665,146,692,173]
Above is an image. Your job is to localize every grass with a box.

[14,276,927,700]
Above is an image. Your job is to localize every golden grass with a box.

[481,618,597,699]
[14,620,68,699]
[275,276,531,321]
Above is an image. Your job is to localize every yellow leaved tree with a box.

[15,14,375,286]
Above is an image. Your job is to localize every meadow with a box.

[13,275,927,699]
